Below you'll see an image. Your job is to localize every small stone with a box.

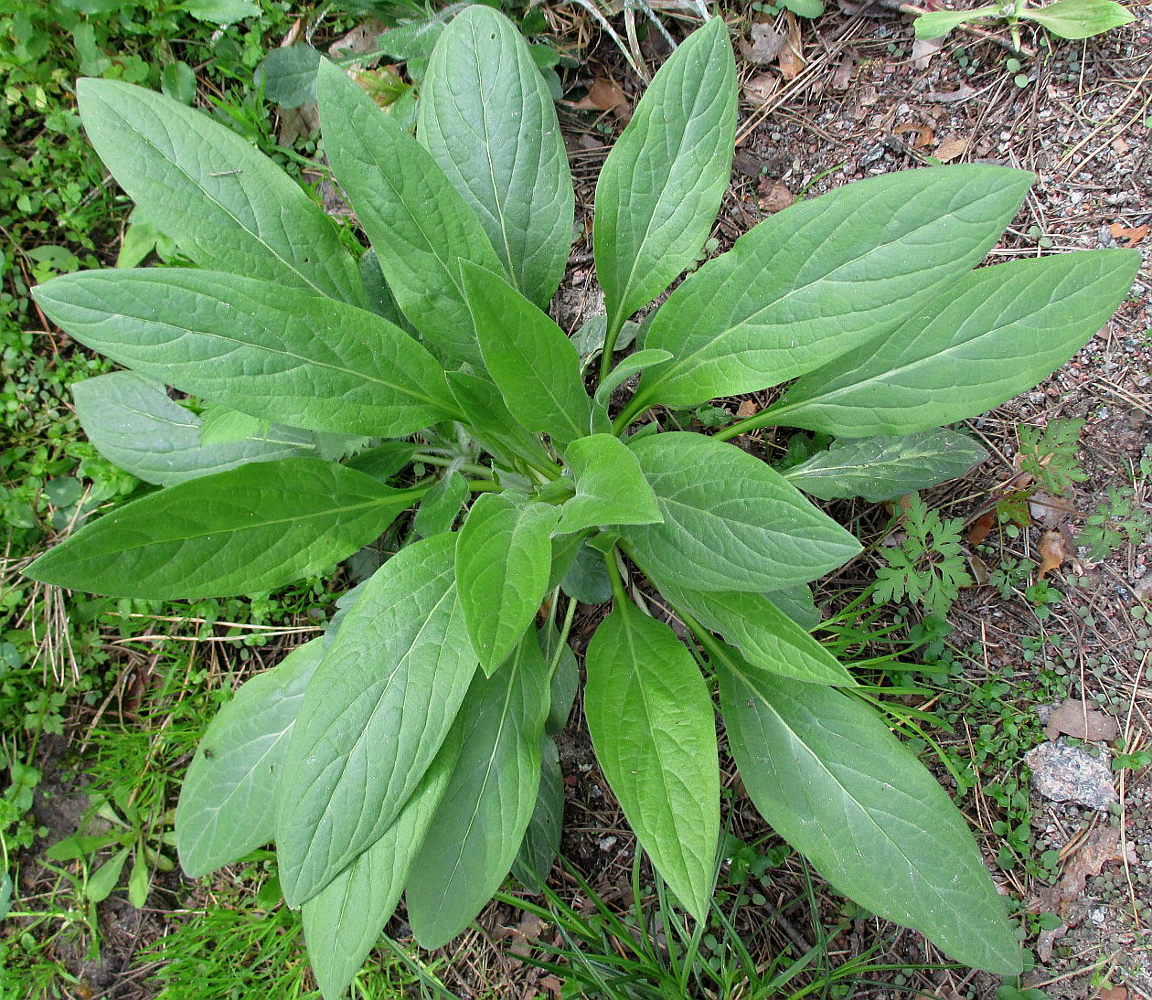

[1026,741,1118,811]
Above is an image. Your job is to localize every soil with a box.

[11,2,1152,998]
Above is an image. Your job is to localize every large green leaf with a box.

[76,78,363,305]
[783,429,988,502]
[1023,0,1135,38]
[651,577,854,686]
[176,640,323,878]
[636,167,1035,408]
[463,262,590,448]
[620,432,860,592]
[406,633,550,948]
[33,269,456,439]
[456,492,559,676]
[316,59,504,367]
[717,656,1022,974]
[594,17,737,335]
[301,728,460,1000]
[774,250,1140,436]
[584,598,719,922]
[555,434,662,535]
[26,459,416,600]
[277,535,478,905]
[72,372,315,486]
[512,736,563,889]
[419,6,573,308]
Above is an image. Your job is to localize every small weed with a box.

[1016,418,1086,495]
[872,494,973,618]
[1076,483,1151,560]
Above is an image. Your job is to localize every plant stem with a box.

[599,309,628,384]
[611,390,652,436]
[711,400,796,443]
[412,453,492,479]
[467,480,501,493]
[603,549,628,605]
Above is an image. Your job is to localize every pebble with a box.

[1025,741,1118,811]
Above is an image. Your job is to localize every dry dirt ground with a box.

[13,2,1152,998]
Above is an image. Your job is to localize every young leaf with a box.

[620,432,860,592]
[775,250,1140,436]
[512,736,563,889]
[594,17,737,335]
[584,597,719,923]
[456,492,559,675]
[652,577,855,686]
[406,634,550,948]
[72,372,315,486]
[914,4,999,37]
[34,269,457,439]
[413,471,469,538]
[560,540,614,604]
[1022,0,1134,39]
[554,433,662,535]
[783,429,988,502]
[278,535,478,905]
[462,262,591,448]
[316,59,505,367]
[717,655,1022,975]
[594,348,673,410]
[635,167,1036,408]
[419,5,573,308]
[301,727,460,1000]
[76,78,364,305]
[176,640,323,878]
[26,459,418,600]
[539,624,579,735]
[445,371,556,471]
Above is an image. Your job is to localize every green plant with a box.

[24,6,1139,997]
[872,495,973,618]
[1016,418,1087,496]
[914,0,1134,43]
[1077,483,1151,560]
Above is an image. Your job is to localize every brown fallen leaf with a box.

[894,121,934,149]
[910,37,943,69]
[736,399,758,418]
[1044,698,1119,742]
[830,50,857,89]
[1108,221,1150,247]
[966,510,997,547]
[572,78,627,112]
[924,83,980,103]
[777,13,804,81]
[1099,987,1128,1000]
[967,552,991,586]
[740,21,787,65]
[935,134,968,162]
[1037,529,1065,577]
[759,181,794,214]
[743,72,779,104]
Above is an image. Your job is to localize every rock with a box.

[1025,741,1117,811]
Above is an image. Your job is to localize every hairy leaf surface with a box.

[463,262,590,447]
[457,492,559,675]
[317,59,504,367]
[783,429,988,502]
[406,634,549,948]
[77,78,363,304]
[777,251,1140,435]
[27,459,416,600]
[419,6,573,307]
[585,598,718,922]
[301,729,460,1000]
[73,372,314,486]
[176,640,323,877]
[34,269,456,438]
[718,657,1022,974]
[555,434,662,535]
[638,167,1033,406]
[620,432,860,591]
[278,535,477,905]
[594,17,737,333]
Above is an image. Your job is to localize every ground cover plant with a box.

[22,5,1140,998]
